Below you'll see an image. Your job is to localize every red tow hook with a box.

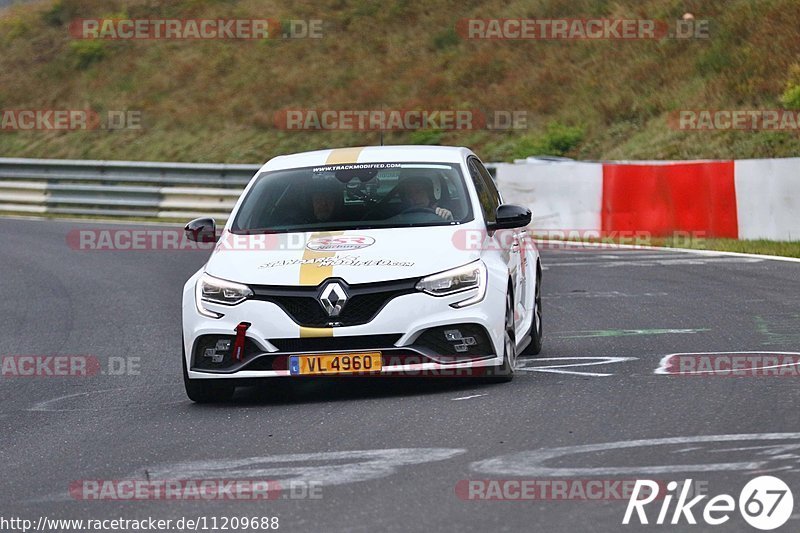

[233,322,251,362]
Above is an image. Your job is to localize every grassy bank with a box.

[539,235,800,258]
[1,0,800,163]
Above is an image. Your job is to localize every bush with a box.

[780,64,800,109]
[432,27,459,50]
[511,122,585,159]
[409,129,444,145]
[41,1,66,27]
[0,14,31,41]
[541,122,585,154]
[69,39,106,69]
[781,85,800,109]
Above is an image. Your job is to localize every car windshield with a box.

[230,162,473,233]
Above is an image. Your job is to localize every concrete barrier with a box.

[734,158,800,240]
[495,160,602,233]
[496,158,800,241]
[1,156,797,241]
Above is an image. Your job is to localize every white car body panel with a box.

[205,225,482,286]
[182,146,540,380]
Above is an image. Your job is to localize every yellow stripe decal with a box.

[325,146,365,165]
[299,231,344,286]
[298,230,345,337]
[300,327,334,338]
[297,147,364,339]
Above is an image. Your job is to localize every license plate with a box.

[289,352,382,376]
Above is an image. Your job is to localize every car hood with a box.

[204,225,482,286]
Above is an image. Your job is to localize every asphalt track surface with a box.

[1,217,800,532]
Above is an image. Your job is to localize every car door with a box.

[467,157,527,334]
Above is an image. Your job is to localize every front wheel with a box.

[182,346,235,403]
[484,289,516,383]
[521,265,543,356]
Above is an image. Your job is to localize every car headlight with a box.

[195,273,253,318]
[416,260,487,308]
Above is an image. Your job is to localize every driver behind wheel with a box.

[398,176,453,220]
[308,175,344,223]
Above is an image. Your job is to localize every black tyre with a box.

[484,289,516,383]
[521,265,543,356]
[182,346,235,403]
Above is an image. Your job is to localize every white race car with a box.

[182,146,542,402]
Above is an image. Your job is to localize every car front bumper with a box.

[182,271,507,380]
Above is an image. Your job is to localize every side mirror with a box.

[488,204,531,230]
[185,217,217,243]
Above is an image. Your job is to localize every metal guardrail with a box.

[0,158,260,220]
[0,157,499,221]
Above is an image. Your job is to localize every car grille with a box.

[269,334,403,353]
[250,278,418,327]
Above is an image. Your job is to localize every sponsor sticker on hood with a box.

[306,235,375,251]
[259,255,415,269]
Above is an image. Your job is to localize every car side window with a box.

[475,160,503,205]
[468,157,498,223]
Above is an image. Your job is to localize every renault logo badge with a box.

[319,281,348,317]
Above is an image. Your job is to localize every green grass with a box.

[539,235,800,259]
[1,0,800,163]
[660,238,800,258]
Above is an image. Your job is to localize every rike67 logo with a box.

[624,476,793,530]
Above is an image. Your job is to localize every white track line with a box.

[547,239,800,264]
[451,394,487,401]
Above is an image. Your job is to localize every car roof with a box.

[259,145,476,172]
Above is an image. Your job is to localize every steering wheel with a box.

[400,206,438,216]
